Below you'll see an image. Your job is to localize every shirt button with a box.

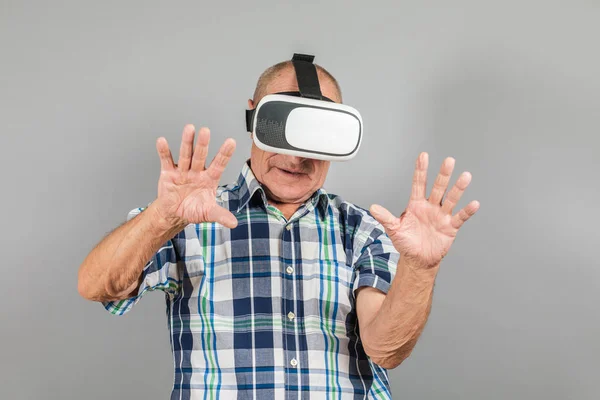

[287,312,295,321]
[290,358,298,367]
[286,266,294,274]
[286,225,292,231]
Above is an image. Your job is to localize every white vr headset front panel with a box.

[286,107,360,155]
[251,94,363,162]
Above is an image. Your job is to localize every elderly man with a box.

[78,54,479,399]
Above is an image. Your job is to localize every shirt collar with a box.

[228,160,330,217]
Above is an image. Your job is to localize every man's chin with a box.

[264,184,313,205]
[262,171,317,202]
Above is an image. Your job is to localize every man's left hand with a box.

[370,152,480,270]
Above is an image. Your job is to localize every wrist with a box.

[146,201,188,236]
[398,257,439,284]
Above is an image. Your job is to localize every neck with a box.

[267,199,302,220]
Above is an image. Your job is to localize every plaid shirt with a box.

[104,161,399,399]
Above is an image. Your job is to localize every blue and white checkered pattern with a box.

[104,161,399,399]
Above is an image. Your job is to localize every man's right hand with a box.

[78,124,237,302]
[153,124,238,229]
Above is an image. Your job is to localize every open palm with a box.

[370,153,480,269]
[154,124,238,229]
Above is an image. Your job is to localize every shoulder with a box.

[326,193,385,239]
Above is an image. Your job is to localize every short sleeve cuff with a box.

[352,273,392,297]
[101,282,152,316]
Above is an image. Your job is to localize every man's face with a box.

[249,67,341,205]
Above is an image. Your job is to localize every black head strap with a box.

[245,108,254,133]
[291,53,323,100]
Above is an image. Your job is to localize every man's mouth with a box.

[277,167,306,177]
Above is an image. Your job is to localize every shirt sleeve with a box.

[351,215,400,297]
[102,207,182,316]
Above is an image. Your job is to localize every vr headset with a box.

[245,53,363,161]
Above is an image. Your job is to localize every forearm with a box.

[77,201,187,302]
[362,258,439,369]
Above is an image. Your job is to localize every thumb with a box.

[208,206,239,229]
[369,204,398,231]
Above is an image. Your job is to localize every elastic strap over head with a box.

[291,53,323,100]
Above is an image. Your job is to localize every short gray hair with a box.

[252,60,342,104]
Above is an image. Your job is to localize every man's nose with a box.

[283,155,306,165]
[289,156,304,164]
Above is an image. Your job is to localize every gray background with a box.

[1,0,598,399]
